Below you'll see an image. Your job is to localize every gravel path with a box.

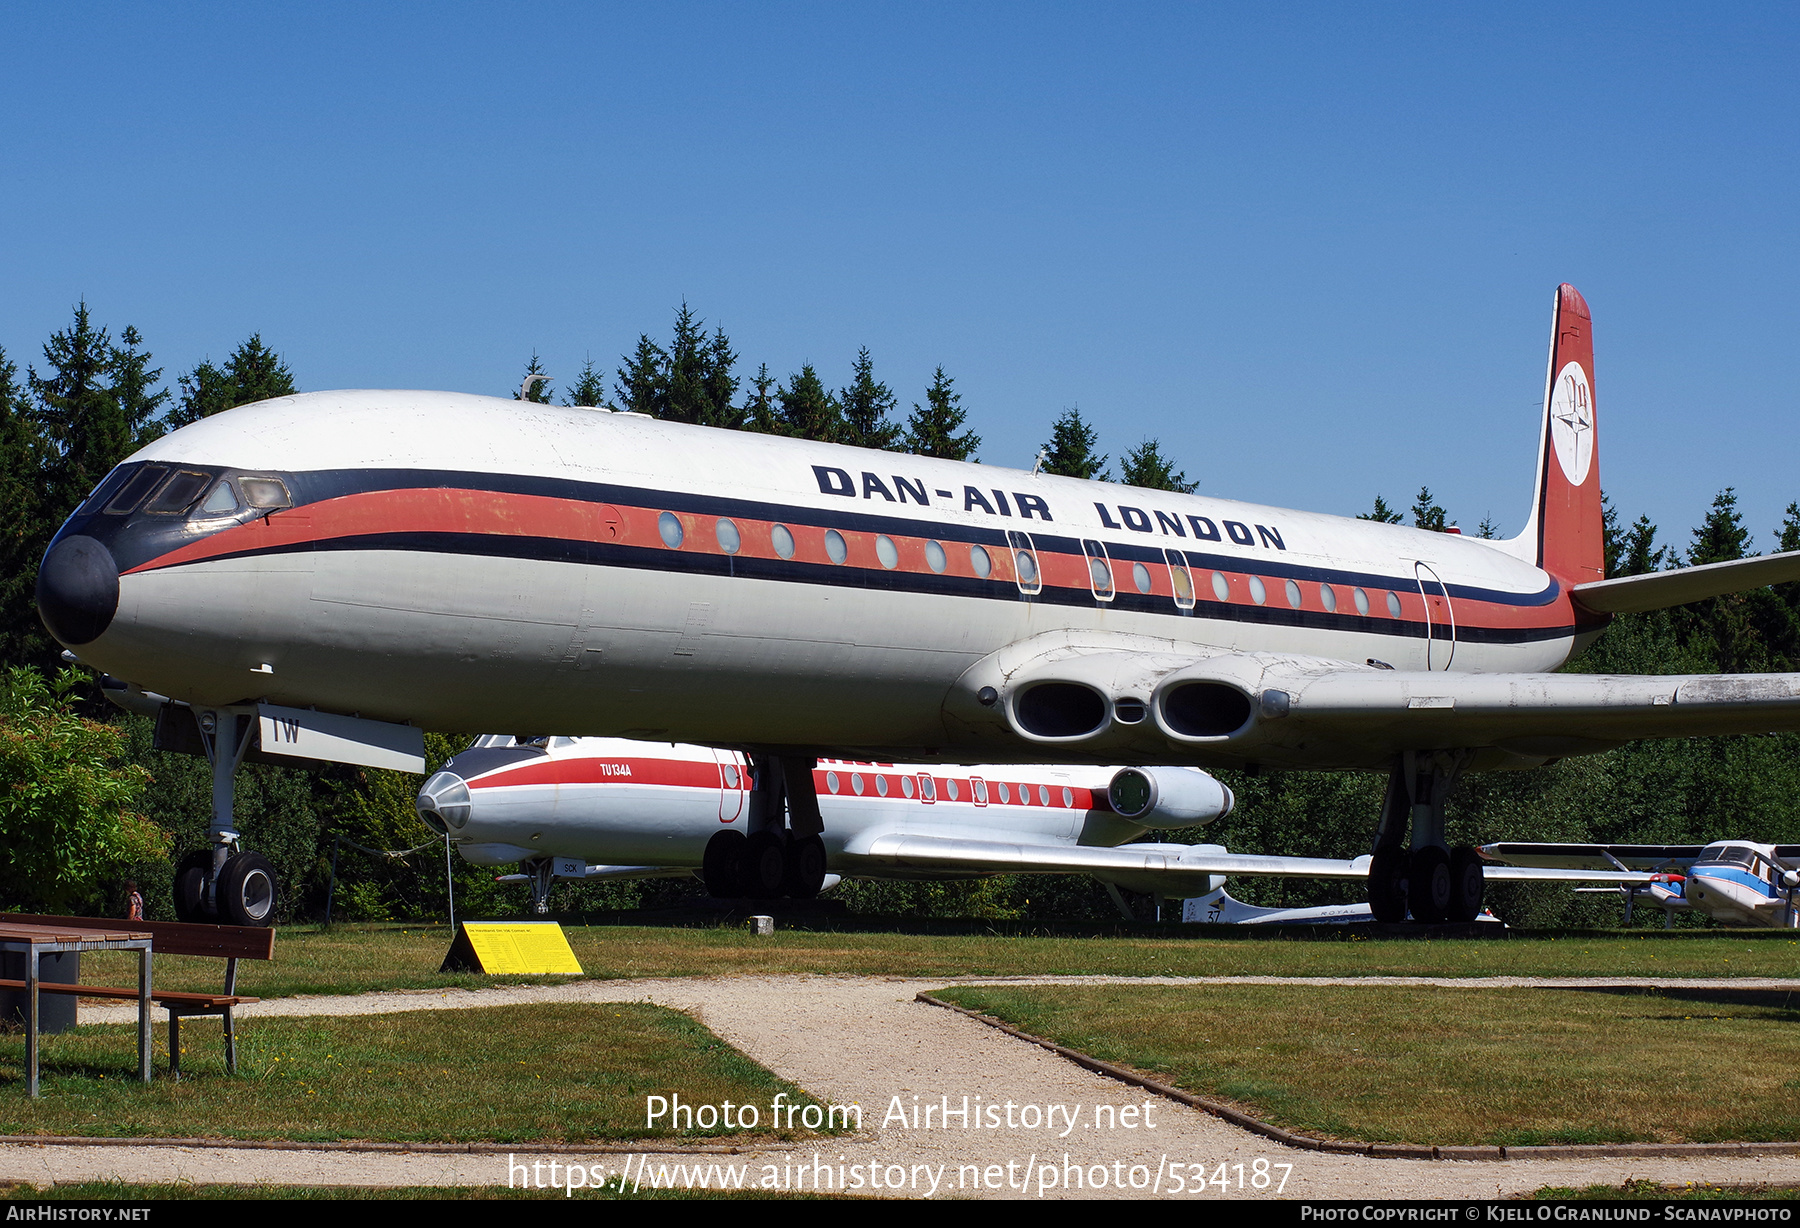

[9,974,1799,1200]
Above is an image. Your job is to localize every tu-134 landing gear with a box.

[702,754,829,901]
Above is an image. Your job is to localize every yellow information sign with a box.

[439,922,583,974]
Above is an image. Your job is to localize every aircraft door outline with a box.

[1414,561,1456,671]
[712,749,745,823]
[1006,531,1043,597]
[1164,549,1197,612]
[1081,539,1116,603]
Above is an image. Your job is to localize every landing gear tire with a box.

[1408,846,1452,924]
[1367,848,1409,922]
[216,851,278,927]
[783,835,827,900]
[739,831,787,899]
[702,830,747,898]
[1448,845,1484,922]
[173,850,213,922]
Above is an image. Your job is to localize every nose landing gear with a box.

[170,708,281,927]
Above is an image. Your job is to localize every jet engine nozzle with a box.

[1107,766,1235,827]
[36,535,119,647]
[417,771,472,834]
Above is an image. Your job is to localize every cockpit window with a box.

[81,466,132,514]
[143,470,212,514]
[239,477,292,510]
[1698,846,1758,868]
[195,478,240,518]
[104,465,169,515]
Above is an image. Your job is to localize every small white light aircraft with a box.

[41,285,1800,925]
[1480,841,1800,928]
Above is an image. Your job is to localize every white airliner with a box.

[40,285,1800,925]
[1481,841,1800,928]
[420,734,1623,925]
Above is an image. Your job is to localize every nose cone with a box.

[36,535,119,646]
[417,770,472,834]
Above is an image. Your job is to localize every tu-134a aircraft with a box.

[38,285,1800,926]
[418,734,1551,921]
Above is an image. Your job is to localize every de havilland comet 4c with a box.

[37,284,1800,925]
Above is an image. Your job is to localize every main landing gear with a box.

[1366,752,1484,924]
[170,708,280,927]
[701,755,829,901]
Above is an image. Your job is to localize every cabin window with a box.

[1038,785,1051,806]
[997,781,1011,803]
[1167,554,1195,609]
[1062,787,1074,808]
[1353,587,1370,615]
[876,775,889,796]
[925,540,948,573]
[902,776,916,798]
[973,779,988,803]
[851,773,865,795]
[1386,591,1402,618]
[1248,576,1267,605]
[658,512,684,549]
[826,771,840,794]
[1320,584,1337,612]
[1286,579,1302,608]
[722,764,740,788]
[1015,549,1039,586]
[875,534,899,569]
[825,529,848,564]
[715,519,741,554]
[1211,571,1230,601]
[946,779,960,800]
[771,524,796,559]
[1088,555,1112,591]
[970,544,993,578]
[921,776,937,800]
[1133,562,1153,594]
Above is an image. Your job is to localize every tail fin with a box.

[1504,284,1605,583]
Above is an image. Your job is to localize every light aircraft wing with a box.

[1479,842,1704,872]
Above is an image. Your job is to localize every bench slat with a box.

[0,914,274,960]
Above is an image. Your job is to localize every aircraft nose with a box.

[417,770,472,834]
[36,535,119,646]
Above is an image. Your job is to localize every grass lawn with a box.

[932,983,1800,1147]
[0,1003,841,1144]
[1536,1181,1800,1200]
[73,923,1800,1000]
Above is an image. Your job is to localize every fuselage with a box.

[1683,841,1798,927]
[419,735,1165,878]
[40,391,1593,766]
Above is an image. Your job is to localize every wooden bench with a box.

[0,914,275,1077]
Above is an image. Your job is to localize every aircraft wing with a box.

[855,834,1367,892]
[1479,842,1703,872]
[963,639,1800,769]
[1572,551,1800,615]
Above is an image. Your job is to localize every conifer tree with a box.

[614,335,667,416]
[1410,486,1452,532]
[838,348,901,451]
[30,302,132,525]
[904,367,979,461]
[665,304,712,425]
[1358,495,1404,524]
[564,356,610,408]
[170,335,296,429]
[514,352,553,403]
[777,365,842,442]
[1118,438,1196,493]
[0,348,49,669]
[108,326,169,447]
[1040,407,1109,480]
[741,364,779,434]
[701,327,742,430]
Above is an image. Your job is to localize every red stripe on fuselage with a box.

[468,756,734,791]
[118,486,1575,638]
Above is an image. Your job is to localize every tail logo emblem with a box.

[1549,361,1594,486]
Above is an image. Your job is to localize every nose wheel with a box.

[167,708,281,927]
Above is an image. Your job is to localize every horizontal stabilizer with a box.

[1572,551,1800,615]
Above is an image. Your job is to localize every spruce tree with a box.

[1410,486,1453,532]
[701,327,742,430]
[741,364,779,434]
[109,326,169,447]
[838,348,901,451]
[30,302,131,525]
[170,335,296,429]
[1358,495,1404,524]
[1040,407,1109,480]
[665,304,712,425]
[0,348,49,670]
[777,365,842,442]
[614,335,667,416]
[1118,438,1196,493]
[515,352,553,403]
[564,356,610,408]
[904,367,979,461]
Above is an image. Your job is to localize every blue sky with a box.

[3,3,1796,551]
